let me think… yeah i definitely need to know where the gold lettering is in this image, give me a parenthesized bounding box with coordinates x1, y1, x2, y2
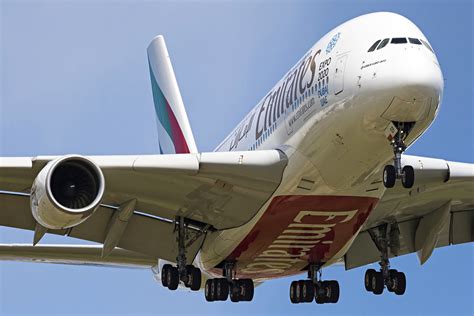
(293, 210, 359, 224)
(273, 239, 320, 244)
(254, 257, 305, 264)
(260, 250, 302, 258)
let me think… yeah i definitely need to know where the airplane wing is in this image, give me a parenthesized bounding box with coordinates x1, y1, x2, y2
(0, 244, 156, 268)
(0, 150, 288, 263)
(344, 155, 474, 269)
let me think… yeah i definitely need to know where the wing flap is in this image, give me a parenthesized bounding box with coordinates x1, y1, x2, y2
(345, 209, 473, 269)
(344, 155, 474, 270)
(0, 193, 205, 264)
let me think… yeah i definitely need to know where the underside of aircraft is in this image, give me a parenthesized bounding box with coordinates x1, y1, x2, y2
(1, 12, 473, 305)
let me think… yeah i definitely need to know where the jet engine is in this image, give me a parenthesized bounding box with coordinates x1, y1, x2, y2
(30, 155, 105, 230)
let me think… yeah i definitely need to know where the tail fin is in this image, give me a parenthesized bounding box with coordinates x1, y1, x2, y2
(147, 35, 198, 154)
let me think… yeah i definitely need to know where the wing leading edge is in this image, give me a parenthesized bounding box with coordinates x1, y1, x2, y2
(0, 150, 288, 264)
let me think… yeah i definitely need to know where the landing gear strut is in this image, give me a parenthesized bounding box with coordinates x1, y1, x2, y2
(204, 261, 254, 303)
(161, 216, 203, 291)
(364, 223, 406, 295)
(383, 122, 415, 189)
(290, 264, 340, 304)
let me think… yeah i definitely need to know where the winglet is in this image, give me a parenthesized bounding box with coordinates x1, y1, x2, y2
(147, 35, 198, 154)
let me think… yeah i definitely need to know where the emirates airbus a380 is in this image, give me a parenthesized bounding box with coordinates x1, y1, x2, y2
(1, 12, 473, 305)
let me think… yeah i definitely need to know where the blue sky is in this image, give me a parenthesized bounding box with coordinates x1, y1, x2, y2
(1, 0, 473, 315)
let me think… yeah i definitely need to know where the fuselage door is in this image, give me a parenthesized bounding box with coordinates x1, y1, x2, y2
(334, 54, 348, 95)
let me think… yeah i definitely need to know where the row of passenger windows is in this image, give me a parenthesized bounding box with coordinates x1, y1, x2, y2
(367, 37, 433, 53)
(250, 83, 316, 150)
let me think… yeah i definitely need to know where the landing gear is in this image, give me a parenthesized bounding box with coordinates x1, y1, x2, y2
(160, 216, 204, 291)
(204, 261, 254, 303)
(289, 264, 340, 304)
(364, 223, 406, 295)
(383, 122, 415, 189)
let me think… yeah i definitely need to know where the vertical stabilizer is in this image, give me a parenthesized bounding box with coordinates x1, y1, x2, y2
(147, 35, 198, 154)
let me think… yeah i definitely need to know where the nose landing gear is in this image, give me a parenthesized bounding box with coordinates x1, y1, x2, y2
(383, 122, 415, 189)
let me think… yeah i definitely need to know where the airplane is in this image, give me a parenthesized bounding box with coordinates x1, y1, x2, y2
(0, 11, 473, 305)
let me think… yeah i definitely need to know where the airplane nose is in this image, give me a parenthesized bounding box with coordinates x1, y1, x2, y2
(378, 51, 444, 123)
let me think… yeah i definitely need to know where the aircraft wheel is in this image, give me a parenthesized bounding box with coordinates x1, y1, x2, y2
(166, 266, 179, 291)
(365, 269, 376, 292)
(394, 272, 406, 295)
(383, 165, 396, 188)
(402, 166, 415, 188)
(216, 278, 229, 301)
(205, 279, 215, 302)
(230, 281, 241, 303)
(314, 283, 326, 304)
(290, 281, 299, 304)
(161, 264, 172, 287)
(240, 279, 254, 301)
(188, 266, 202, 291)
(326, 280, 339, 303)
(387, 269, 398, 292)
(301, 280, 314, 303)
(371, 272, 384, 295)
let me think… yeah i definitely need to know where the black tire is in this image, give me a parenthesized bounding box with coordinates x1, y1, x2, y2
(167, 266, 179, 291)
(383, 165, 396, 188)
(230, 281, 241, 303)
(387, 269, 398, 292)
(371, 272, 384, 295)
(394, 272, 406, 295)
(296, 280, 304, 303)
(161, 264, 172, 287)
(210, 279, 218, 300)
(402, 165, 415, 188)
(205, 279, 214, 302)
(216, 278, 229, 301)
(189, 267, 202, 291)
(327, 280, 339, 303)
(301, 280, 314, 303)
(365, 269, 376, 292)
(290, 281, 299, 304)
(183, 265, 193, 288)
(315, 282, 328, 304)
(240, 279, 254, 301)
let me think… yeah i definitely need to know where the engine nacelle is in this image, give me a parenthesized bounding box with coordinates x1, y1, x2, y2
(30, 155, 105, 230)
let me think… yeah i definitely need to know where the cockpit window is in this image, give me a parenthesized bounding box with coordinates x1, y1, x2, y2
(367, 37, 433, 53)
(368, 40, 381, 52)
(377, 38, 390, 50)
(408, 38, 422, 45)
(420, 39, 434, 53)
(391, 37, 408, 44)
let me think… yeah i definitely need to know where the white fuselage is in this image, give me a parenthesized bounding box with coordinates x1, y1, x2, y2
(194, 12, 443, 282)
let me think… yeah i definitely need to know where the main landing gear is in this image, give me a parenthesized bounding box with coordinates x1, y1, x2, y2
(161, 216, 203, 291)
(204, 261, 254, 302)
(290, 264, 340, 304)
(383, 122, 415, 189)
(364, 223, 406, 296)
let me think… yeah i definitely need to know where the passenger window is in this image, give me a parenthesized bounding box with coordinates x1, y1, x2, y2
(391, 37, 407, 44)
(377, 38, 390, 50)
(408, 38, 422, 45)
(368, 40, 381, 52)
(420, 39, 434, 53)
